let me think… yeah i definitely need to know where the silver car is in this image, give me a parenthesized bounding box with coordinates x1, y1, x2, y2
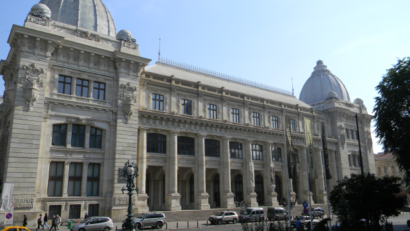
(132, 213, 166, 230)
(71, 217, 114, 231)
(208, 211, 239, 225)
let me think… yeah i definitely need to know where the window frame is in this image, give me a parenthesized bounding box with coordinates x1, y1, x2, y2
(231, 108, 239, 123)
(205, 139, 220, 157)
(52, 124, 67, 146)
(350, 130, 354, 140)
(147, 133, 166, 154)
(208, 104, 217, 119)
(68, 163, 82, 196)
(252, 112, 260, 126)
(345, 129, 350, 139)
(177, 136, 195, 155)
(272, 146, 282, 162)
(289, 119, 296, 131)
(58, 76, 72, 95)
(75, 79, 89, 97)
(152, 93, 164, 111)
(93, 82, 105, 101)
(252, 144, 263, 160)
(89, 127, 103, 149)
(87, 163, 100, 196)
(181, 99, 192, 115)
(48, 162, 64, 197)
(230, 142, 243, 159)
(71, 124, 86, 148)
(271, 116, 278, 129)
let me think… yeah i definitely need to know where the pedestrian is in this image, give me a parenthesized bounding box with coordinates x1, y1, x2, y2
(43, 213, 50, 230)
(38, 214, 43, 229)
(56, 214, 61, 230)
(49, 215, 57, 231)
(282, 197, 286, 206)
(22, 215, 27, 227)
(84, 213, 88, 219)
(295, 217, 302, 231)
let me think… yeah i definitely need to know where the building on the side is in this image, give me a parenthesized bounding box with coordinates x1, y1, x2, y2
(0, 0, 375, 226)
(374, 152, 409, 204)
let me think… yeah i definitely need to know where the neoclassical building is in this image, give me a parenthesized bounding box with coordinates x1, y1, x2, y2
(0, 0, 375, 225)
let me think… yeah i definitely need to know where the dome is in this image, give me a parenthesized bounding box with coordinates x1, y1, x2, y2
(117, 30, 136, 43)
(299, 60, 350, 105)
(39, 0, 116, 37)
(327, 91, 339, 100)
(354, 98, 364, 106)
(30, 3, 51, 19)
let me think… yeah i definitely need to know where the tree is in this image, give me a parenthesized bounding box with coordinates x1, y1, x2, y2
(329, 174, 404, 231)
(374, 57, 410, 186)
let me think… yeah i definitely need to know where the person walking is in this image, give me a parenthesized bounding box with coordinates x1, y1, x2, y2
(56, 214, 61, 230)
(38, 214, 43, 229)
(295, 217, 303, 231)
(49, 215, 57, 231)
(22, 215, 27, 227)
(84, 213, 88, 219)
(43, 213, 50, 230)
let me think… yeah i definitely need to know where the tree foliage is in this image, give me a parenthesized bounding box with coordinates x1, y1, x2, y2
(329, 174, 404, 231)
(374, 57, 410, 186)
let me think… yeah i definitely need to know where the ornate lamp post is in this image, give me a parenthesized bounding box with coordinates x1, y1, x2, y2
(121, 160, 139, 231)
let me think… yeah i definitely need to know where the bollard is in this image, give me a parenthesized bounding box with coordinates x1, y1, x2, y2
(197, 221, 198, 227)
(207, 220, 208, 226)
(187, 221, 189, 228)
(116, 226, 117, 231)
(166, 222, 168, 229)
(177, 222, 178, 229)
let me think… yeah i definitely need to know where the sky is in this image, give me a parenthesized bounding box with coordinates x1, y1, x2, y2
(1, 0, 410, 154)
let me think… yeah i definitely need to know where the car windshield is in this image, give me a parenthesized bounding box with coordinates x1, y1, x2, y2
(214, 212, 224, 216)
(82, 218, 92, 223)
(136, 214, 145, 219)
(241, 209, 253, 215)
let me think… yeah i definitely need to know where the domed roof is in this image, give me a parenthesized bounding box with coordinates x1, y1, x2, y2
(39, 0, 116, 37)
(117, 30, 136, 43)
(30, 3, 51, 19)
(299, 60, 350, 105)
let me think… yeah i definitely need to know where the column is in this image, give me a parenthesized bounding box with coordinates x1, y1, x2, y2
(299, 147, 313, 204)
(81, 162, 89, 197)
(264, 141, 279, 206)
(221, 137, 235, 208)
(195, 134, 210, 210)
(314, 148, 327, 203)
(136, 127, 149, 212)
(166, 131, 181, 211)
(62, 161, 70, 197)
(71, 76, 77, 96)
(243, 139, 258, 207)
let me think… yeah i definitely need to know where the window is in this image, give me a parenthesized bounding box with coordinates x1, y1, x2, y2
(152, 94, 164, 111)
(289, 119, 296, 131)
(71, 125, 85, 148)
(58, 76, 72, 94)
(69, 205, 81, 219)
(189, 175, 194, 203)
(252, 144, 263, 160)
(88, 204, 99, 217)
(345, 129, 350, 139)
(230, 142, 243, 159)
(68, 163, 82, 196)
(352, 155, 357, 167)
(147, 133, 166, 153)
(350, 130, 354, 140)
(205, 139, 220, 157)
(178, 136, 195, 155)
(89, 127, 102, 149)
(75, 79, 89, 97)
(272, 147, 282, 162)
(252, 112, 260, 126)
(52, 124, 67, 146)
(383, 167, 387, 174)
(181, 99, 192, 115)
(208, 104, 217, 119)
(87, 163, 100, 196)
(48, 205, 62, 220)
(271, 116, 278, 129)
(231, 108, 239, 123)
(377, 167, 381, 175)
(391, 166, 395, 174)
(348, 155, 352, 166)
(294, 149, 299, 163)
(48, 162, 64, 196)
(93, 82, 105, 100)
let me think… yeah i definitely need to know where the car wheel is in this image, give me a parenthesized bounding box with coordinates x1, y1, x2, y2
(217, 220, 222, 225)
(137, 223, 142, 230)
(156, 222, 163, 229)
(104, 227, 110, 231)
(79, 229, 85, 231)
(233, 219, 237, 224)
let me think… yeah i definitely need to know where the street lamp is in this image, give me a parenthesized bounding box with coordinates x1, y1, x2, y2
(121, 160, 139, 231)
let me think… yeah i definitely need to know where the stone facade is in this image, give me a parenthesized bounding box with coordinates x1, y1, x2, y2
(0, 1, 375, 226)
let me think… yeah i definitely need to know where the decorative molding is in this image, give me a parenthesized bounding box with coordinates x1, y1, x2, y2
(75, 30, 101, 42)
(114, 195, 136, 206)
(13, 195, 35, 208)
(20, 63, 45, 111)
(119, 83, 138, 123)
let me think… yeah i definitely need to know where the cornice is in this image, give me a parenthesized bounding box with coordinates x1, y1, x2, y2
(45, 97, 117, 112)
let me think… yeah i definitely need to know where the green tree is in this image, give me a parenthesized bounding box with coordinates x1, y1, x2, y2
(329, 174, 404, 231)
(374, 57, 410, 186)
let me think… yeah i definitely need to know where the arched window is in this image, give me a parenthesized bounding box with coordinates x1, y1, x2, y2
(178, 136, 195, 155)
(205, 139, 220, 157)
(235, 175, 243, 202)
(147, 133, 166, 153)
(189, 175, 194, 203)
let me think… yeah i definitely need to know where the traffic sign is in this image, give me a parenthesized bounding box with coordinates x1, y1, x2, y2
(303, 208, 308, 215)
(303, 202, 308, 208)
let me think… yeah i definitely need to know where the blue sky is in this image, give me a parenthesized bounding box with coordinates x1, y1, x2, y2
(1, 0, 410, 153)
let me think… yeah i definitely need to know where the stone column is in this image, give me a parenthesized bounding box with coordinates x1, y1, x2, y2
(314, 148, 327, 203)
(264, 141, 279, 206)
(243, 139, 258, 207)
(71, 76, 77, 96)
(221, 137, 235, 208)
(63, 161, 70, 197)
(195, 134, 210, 210)
(136, 127, 149, 212)
(298, 147, 313, 204)
(166, 131, 181, 211)
(81, 162, 89, 197)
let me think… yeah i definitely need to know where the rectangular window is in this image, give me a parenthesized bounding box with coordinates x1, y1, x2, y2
(52, 124, 67, 146)
(177, 136, 195, 155)
(350, 130, 354, 140)
(87, 163, 100, 196)
(152, 94, 164, 111)
(252, 144, 263, 160)
(75, 79, 89, 97)
(230, 142, 243, 159)
(71, 125, 85, 147)
(147, 133, 166, 153)
(289, 119, 296, 131)
(68, 163, 82, 196)
(69, 205, 81, 219)
(48, 205, 62, 220)
(271, 116, 278, 129)
(93, 82, 105, 100)
(231, 108, 239, 123)
(391, 166, 395, 174)
(205, 139, 220, 157)
(345, 129, 350, 139)
(89, 127, 102, 149)
(272, 147, 282, 162)
(377, 167, 381, 175)
(352, 155, 357, 167)
(182, 99, 192, 115)
(48, 162, 64, 196)
(88, 204, 99, 217)
(208, 104, 217, 119)
(58, 76, 72, 95)
(252, 112, 260, 126)
(384, 167, 387, 174)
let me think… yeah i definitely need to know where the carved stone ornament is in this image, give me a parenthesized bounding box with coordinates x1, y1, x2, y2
(12, 195, 35, 208)
(75, 30, 101, 42)
(249, 162, 255, 189)
(20, 64, 45, 111)
(119, 83, 138, 123)
(114, 195, 136, 206)
(270, 163, 275, 189)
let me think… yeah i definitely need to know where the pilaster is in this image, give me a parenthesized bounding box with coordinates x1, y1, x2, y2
(243, 139, 258, 207)
(136, 127, 149, 213)
(221, 137, 235, 208)
(314, 148, 327, 203)
(195, 134, 210, 210)
(166, 131, 181, 211)
(263, 142, 279, 206)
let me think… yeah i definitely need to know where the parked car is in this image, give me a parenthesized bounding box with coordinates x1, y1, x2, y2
(132, 213, 166, 230)
(1, 227, 30, 231)
(301, 207, 324, 218)
(208, 211, 238, 225)
(291, 216, 319, 228)
(239, 207, 265, 222)
(267, 207, 288, 220)
(71, 216, 114, 231)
